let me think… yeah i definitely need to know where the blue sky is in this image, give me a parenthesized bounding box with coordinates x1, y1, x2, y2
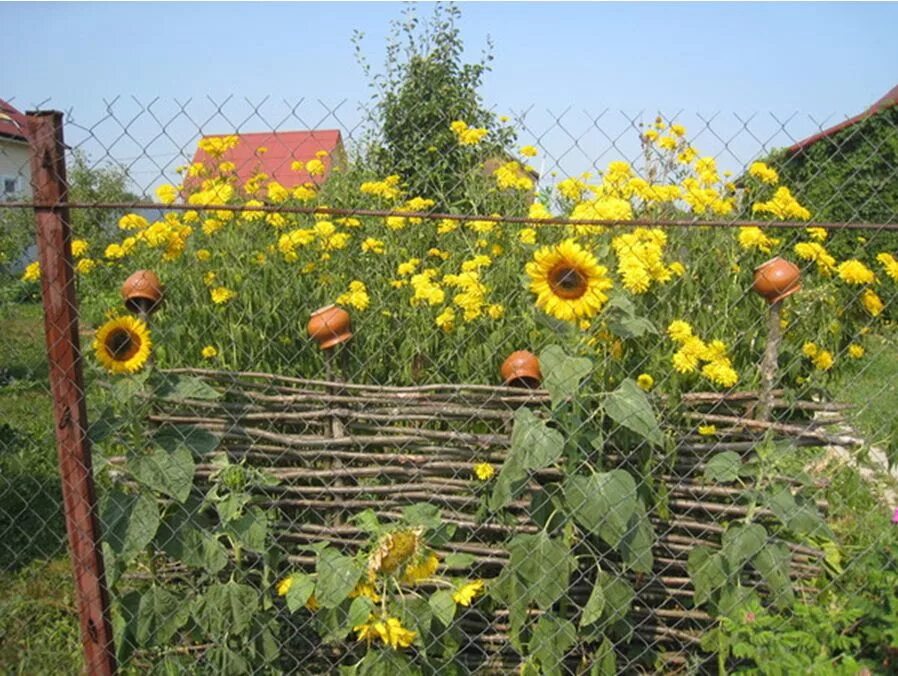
(2, 2, 897, 190)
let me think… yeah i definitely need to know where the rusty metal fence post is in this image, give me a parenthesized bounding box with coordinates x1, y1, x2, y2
(26, 110, 117, 675)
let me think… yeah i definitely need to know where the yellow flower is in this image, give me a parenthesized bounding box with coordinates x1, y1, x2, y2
(802, 342, 819, 358)
(201, 345, 218, 359)
(210, 286, 236, 305)
(336, 280, 370, 311)
(104, 243, 126, 260)
(195, 249, 211, 262)
(473, 462, 495, 481)
(118, 214, 148, 231)
(306, 158, 326, 176)
(21, 261, 41, 282)
(493, 161, 534, 191)
(672, 349, 699, 374)
(452, 580, 485, 607)
(748, 162, 779, 185)
(848, 344, 865, 359)
(518, 228, 537, 245)
(657, 136, 678, 151)
(794, 242, 836, 274)
(155, 183, 179, 204)
(487, 304, 505, 320)
(667, 320, 693, 343)
(276, 576, 293, 597)
(526, 239, 613, 322)
(698, 425, 717, 436)
(520, 145, 538, 157)
(837, 260, 875, 285)
(198, 135, 239, 158)
(93, 316, 151, 375)
(436, 307, 456, 333)
(369, 529, 422, 577)
(876, 252, 898, 281)
(202, 218, 223, 236)
(397, 258, 421, 276)
(636, 374, 654, 391)
(354, 616, 416, 650)
(701, 360, 739, 388)
(738, 227, 780, 253)
(349, 581, 382, 603)
(437, 218, 459, 235)
(75, 258, 97, 275)
(806, 227, 827, 241)
(752, 186, 811, 220)
(305, 594, 319, 611)
(670, 123, 687, 137)
(813, 350, 834, 371)
(643, 128, 659, 142)
(361, 238, 385, 255)
(461, 255, 492, 272)
(401, 554, 439, 585)
(293, 184, 317, 202)
(861, 288, 884, 317)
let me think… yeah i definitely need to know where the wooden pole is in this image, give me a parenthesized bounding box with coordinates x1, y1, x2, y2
(27, 110, 117, 675)
(757, 300, 783, 421)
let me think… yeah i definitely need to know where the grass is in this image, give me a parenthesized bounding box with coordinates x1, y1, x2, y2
(0, 300, 82, 673)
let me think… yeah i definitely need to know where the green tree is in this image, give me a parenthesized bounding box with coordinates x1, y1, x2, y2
(353, 3, 516, 210)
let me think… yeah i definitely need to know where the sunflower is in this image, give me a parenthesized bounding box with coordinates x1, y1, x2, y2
(93, 316, 151, 374)
(526, 239, 613, 322)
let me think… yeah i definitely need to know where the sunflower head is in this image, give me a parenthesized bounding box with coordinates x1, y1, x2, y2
(367, 528, 423, 580)
(93, 316, 152, 375)
(526, 239, 613, 322)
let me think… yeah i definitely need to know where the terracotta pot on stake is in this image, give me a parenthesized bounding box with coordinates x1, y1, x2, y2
(500, 350, 542, 388)
(307, 305, 353, 350)
(752, 257, 802, 421)
(121, 270, 164, 316)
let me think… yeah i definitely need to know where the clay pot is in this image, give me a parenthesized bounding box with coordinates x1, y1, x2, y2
(500, 350, 542, 388)
(307, 305, 352, 349)
(121, 270, 164, 315)
(752, 257, 801, 304)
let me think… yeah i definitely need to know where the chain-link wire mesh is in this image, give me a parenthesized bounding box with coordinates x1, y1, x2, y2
(2, 96, 898, 674)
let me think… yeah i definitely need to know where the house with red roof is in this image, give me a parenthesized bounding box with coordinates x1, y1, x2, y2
(0, 99, 31, 199)
(187, 129, 346, 193)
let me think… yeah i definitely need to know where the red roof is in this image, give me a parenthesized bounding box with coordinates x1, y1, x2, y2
(188, 129, 344, 190)
(0, 99, 29, 142)
(786, 84, 898, 154)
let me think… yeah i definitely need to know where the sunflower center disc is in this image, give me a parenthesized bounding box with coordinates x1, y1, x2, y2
(549, 265, 587, 300)
(108, 329, 137, 360)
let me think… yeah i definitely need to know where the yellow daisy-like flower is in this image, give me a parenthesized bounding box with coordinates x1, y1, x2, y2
(349, 581, 382, 603)
(93, 316, 151, 375)
(354, 616, 416, 650)
(201, 345, 218, 359)
(526, 239, 613, 322)
(698, 425, 717, 436)
(802, 342, 819, 358)
(452, 580, 485, 607)
(155, 183, 179, 205)
(861, 288, 884, 317)
(402, 554, 439, 585)
(813, 350, 834, 371)
(848, 344, 865, 359)
(636, 374, 654, 391)
(667, 320, 693, 343)
(276, 576, 293, 597)
(210, 286, 236, 305)
(21, 261, 41, 282)
(837, 259, 875, 285)
(473, 462, 495, 481)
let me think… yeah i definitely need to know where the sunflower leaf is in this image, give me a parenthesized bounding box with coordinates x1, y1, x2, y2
(539, 345, 593, 408)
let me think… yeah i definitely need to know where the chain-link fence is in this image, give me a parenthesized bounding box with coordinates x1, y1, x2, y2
(2, 97, 898, 675)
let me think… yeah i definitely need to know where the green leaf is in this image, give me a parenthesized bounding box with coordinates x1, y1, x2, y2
(285, 573, 316, 613)
(204, 645, 249, 676)
(357, 651, 420, 676)
(102, 489, 160, 560)
(589, 638, 617, 676)
(135, 585, 189, 647)
(226, 506, 269, 553)
(350, 510, 382, 534)
(348, 596, 375, 629)
(579, 578, 606, 628)
(508, 532, 574, 610)
(156, 374, 221, 401)
(316, 548, 363, 609)
(598, 573, 634, 626)
(429, 589, 457, 627)
(88, 411, 125, 445)
(153, 424, 221, 457)
(193, 581, 258, 640)
(401, 503, 442, 529)
(608, 315, 656, 339)
(539, 344, 593, 408)
(130, 445, 195, 503)
(619, 502, 655, 573)
(564, 470, 638, 549)
(766, 485, 832, 539)
(752, 543, 794, 608)
(703, 451, 743, 483)
(603, 379, 663, 447)
(722, 523, 768, 571)
(443, 552, 476, 569)
(687, 546, 729, 606)
(398, 597, 432, 640)
(163, 525, 228, 574)
(531, 615, 577, 673)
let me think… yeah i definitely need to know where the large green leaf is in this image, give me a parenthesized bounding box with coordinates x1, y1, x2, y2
(429, 589, 457, 627)
(579, 578, 605, 628)
(102, 489, 160, 560)
(156, 497, 227, 574)
(130, 445, 195, 503)
(539, 344, 593, 408)
(564, 470, 638, 548)
(703, 451, 742, 483)
(752, 542, 795, 608)
(153, 424, 221, 457)
(687, 546, 729, 606)
(766, 485, 832, 539)
(588, 638, 617, 676)
(316, 548, 363, 609)
(285, 573, 316, 612)
(203, 645, 249, 676)
(619, 503, 655, 573)
(156, 374, 221, 401)
(597, 573, 634, 626)
(193, 581, 258, 640)
(722, 523, 768, 571)
(135, 585, 189, 647)
(507, 532, 574, 610)
(530, 615, 577, 675)
(603, 379, 663, 447)
(226, 506, 269, 553)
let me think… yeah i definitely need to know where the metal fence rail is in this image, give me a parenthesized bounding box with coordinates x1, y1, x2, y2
(1, 99, 897, 674)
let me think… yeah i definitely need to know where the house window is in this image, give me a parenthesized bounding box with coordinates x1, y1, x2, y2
(2, 176, 19, 195)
